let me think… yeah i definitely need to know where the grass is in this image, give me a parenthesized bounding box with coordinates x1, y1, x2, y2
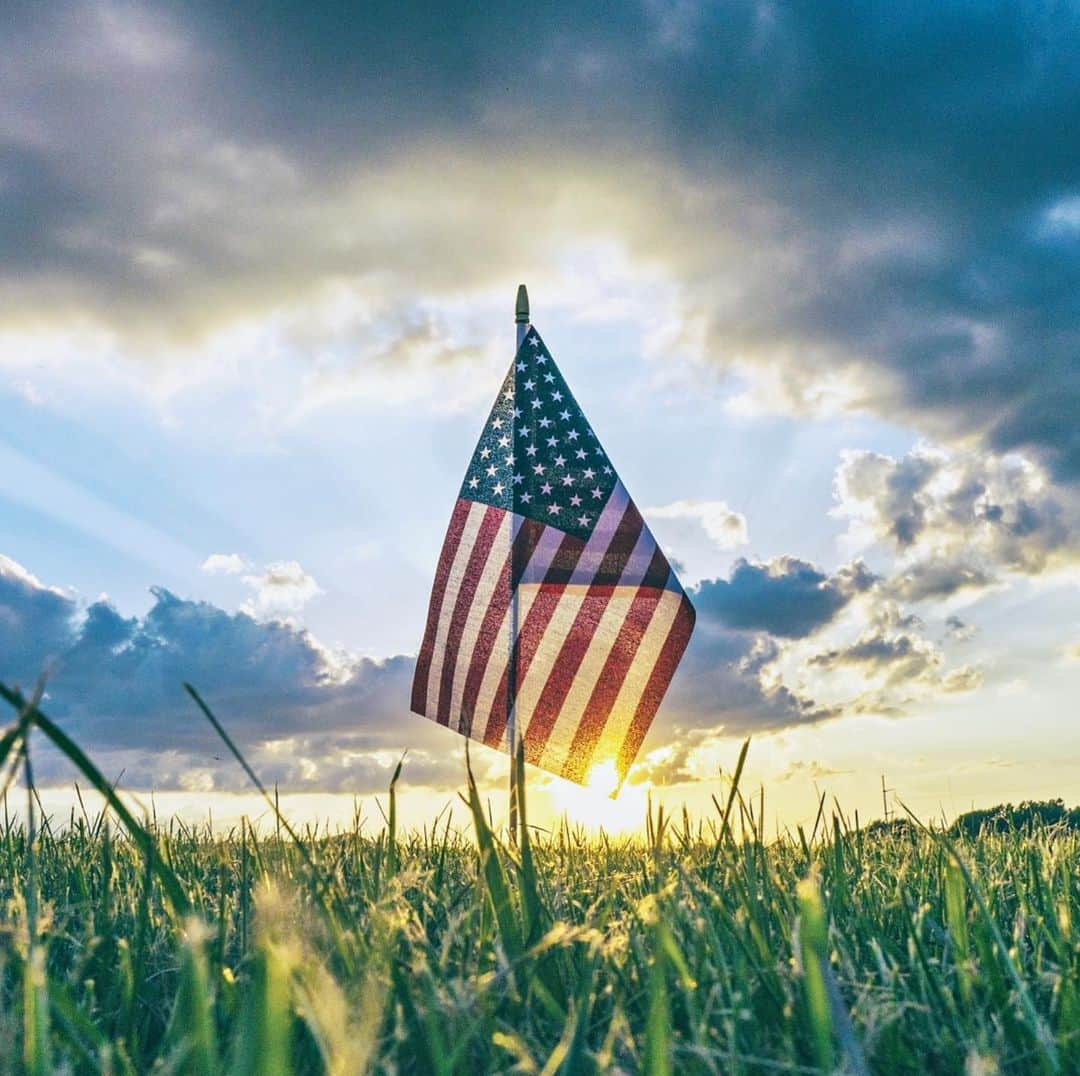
(0, 681, 1078, 1074)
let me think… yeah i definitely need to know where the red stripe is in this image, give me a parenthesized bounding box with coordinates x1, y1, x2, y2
(614, 591, 696, 780)
(458, 518, 546, 736)
(511, 517, 547, 588)
(482, 531, 587, 748)
(522, 504, 646, 763)
(590, 501, 645, 585)
(561, 546, 670, 783)
(410, 499, 473, 715)
(435, 505, 506, 726)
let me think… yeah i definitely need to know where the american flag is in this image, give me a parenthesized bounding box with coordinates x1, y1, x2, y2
(411, 326, 694, 786)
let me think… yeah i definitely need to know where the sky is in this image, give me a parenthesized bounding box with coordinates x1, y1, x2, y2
(1, 0, 1078, 835)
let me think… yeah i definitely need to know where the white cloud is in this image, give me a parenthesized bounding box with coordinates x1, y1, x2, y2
(201, 552, 251, 575)
(832, 445, 1078, 601)
(241, 560, 322, 618)
(645, 499, 748, 550)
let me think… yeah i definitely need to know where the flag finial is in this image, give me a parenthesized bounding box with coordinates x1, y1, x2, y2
(515, 284, 530, 325)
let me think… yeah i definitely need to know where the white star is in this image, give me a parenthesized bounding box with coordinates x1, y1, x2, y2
(503, 389, 514, 401)
(561, 475, 574, 487)
(498, 435, 510, 448)
(570, 494, 582, 507)
(512, 473, 523, 484)
(567, 430, 579, 441)
(533, 463, 545, 475)
(493, 482, 505, 495)
(505, 454, 515, 466)
(578, 515, 590, 527)
(486, 465, 497, 477)
(528, 334, 539, 347)
(468, 476, 479, 489)
(559, 409, 571, 421)
(516, 361, 526, 372)
(480, 447, 491, 459)
(551, 390, 563, 402)
(603, 465, 612, 475)
(524, 378, 536, 391)
(546, 436, 558, 448)
(531, 398, 542, 409)
(543, 371, 555, 383)
(513, 407, 522, 419)
(583, 468, 595, 479)
(591, 487, 603, 498)
(492, 417, 503, 429)
(526, 444, 538, 457)
(540, 481, 553, 495)
(538, 417, 551, 429)
(521, 492, 532, 503)
(518, 426, 530, 437)
(575, 448, 587, 460)
(548, 503, 561, 515)
(595, 446, 604, 455)
(554, 454, 566, 467)
(537, 355, 548, 364)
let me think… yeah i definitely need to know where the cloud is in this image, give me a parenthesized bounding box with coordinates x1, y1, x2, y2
(0, 556, 77, 674)
(809, 627, 982, 701)
(1, 550, 855, 789)
(692, 556, 876, 639)
(2, 2, 1079, 484)
(944, 615, 977, 642)
(833, 446, 1078, 600)
(644, 499, 748, 550)
(1, 540, 1004, 793)
(201, 553, 250, 575)
(776, 760, 853, 783)
(240, 560, 322, 618)
(0, 554, 464, 793)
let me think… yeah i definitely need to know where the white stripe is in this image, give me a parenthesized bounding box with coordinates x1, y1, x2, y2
(590, 588, 683, 770)
(424, 501, 488, 717)
(447, 511, 512, 732)
(538, 591, 638, 775)
(470, 582, 542, 745)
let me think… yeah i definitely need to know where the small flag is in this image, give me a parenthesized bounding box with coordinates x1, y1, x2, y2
(411, 326, 694, 786)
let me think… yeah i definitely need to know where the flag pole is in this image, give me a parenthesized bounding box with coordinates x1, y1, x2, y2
(509, 283, 529, 845)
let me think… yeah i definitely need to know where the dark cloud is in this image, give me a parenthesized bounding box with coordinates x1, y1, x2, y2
(809, 627, 981, 699)
(2, 2, 1078, 481)
(691, 557, 875, 638)
(641, 556, 876, 743)
(0, 555, 464, 793)
(1, 551, 854, 789)
(810, 631, 939, 685)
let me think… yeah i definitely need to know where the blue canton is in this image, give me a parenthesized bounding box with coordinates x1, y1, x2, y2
(459, 328, 619, 541)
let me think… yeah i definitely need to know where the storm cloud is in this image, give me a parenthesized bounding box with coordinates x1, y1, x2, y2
(0, 549, 869, 790)
(693, 557, 876, 639)
(0, 554, 456, 792)
(2, 1, 1079, 484)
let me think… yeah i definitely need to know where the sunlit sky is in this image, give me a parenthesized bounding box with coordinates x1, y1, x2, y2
(2, 2, 1078, 835)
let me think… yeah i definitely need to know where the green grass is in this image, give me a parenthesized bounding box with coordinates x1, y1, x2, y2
(0, 681, 1078, 1074)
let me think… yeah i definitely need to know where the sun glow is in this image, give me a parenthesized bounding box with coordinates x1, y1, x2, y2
(546, 760, 648, 834)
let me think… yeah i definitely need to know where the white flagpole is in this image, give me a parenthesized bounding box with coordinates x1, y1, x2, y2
(509, 283, 529, 844)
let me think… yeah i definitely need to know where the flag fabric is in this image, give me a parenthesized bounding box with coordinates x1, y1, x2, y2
(410, 326, 694, 786)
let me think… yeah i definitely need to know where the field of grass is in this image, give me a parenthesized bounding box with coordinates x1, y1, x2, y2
(0, 682, 1078, 1074)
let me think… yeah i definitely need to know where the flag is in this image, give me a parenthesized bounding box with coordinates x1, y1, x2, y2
(410, 326, 694, 786)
